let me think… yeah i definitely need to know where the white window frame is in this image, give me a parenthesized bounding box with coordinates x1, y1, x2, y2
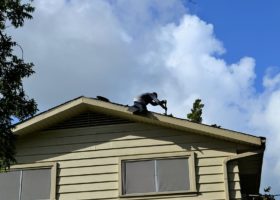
(9, 162, 57, 200)
(119, 152, 197, 197)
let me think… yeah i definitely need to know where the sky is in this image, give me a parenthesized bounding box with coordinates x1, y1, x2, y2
(9, 0, 280, 195)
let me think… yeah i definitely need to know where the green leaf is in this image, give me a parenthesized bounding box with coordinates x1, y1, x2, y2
(0, 0, 36, 170)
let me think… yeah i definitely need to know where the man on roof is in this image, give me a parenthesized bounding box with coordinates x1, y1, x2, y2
(129, 92, 167, 114)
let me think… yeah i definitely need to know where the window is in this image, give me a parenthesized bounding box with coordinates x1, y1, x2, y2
(0, 162, 57, 200)
(119, 152, 196, 197)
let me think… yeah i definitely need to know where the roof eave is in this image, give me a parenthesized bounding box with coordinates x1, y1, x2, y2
(82, 98, 263, 146)
(13, 97, 264, 147)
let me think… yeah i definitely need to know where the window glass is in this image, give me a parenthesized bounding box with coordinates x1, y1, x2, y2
(122, 157, 190, 195)
(157, 158, 190, 192)
(0, 170, 21, 200)
(0, 168, 51, 200)
(124, 160, 155, 194)
(21, 168, 51, 200)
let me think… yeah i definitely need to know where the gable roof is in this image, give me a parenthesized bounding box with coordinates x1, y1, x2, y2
(13, 96, 265, 147)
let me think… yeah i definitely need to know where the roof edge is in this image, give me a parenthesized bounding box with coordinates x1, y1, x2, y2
(13, 97, 85, 134)
(82, 97, 263, 146)
(14, 97, 264, 146)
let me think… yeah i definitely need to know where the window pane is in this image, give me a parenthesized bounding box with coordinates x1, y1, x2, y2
(0, 170, 21, 200)
(21, 168, 51, 200)
(124, 160, 155, 194)
(157, 158, 190, 192)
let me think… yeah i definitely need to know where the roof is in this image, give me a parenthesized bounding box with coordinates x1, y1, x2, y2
(13, 96, 265, 147)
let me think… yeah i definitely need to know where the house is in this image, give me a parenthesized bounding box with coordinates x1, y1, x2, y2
(1, 96, 265, 200)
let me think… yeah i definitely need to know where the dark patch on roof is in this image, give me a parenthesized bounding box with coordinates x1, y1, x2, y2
(96, 96, 110, 102)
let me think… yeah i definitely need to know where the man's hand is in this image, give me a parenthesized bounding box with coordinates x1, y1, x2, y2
(160, 100, 167, 110)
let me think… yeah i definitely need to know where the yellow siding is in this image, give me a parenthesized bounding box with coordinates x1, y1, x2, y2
(16, 123, 242, 200)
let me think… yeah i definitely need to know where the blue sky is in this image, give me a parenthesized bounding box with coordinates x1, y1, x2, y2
(189, 0, 280, 92)
(11, 0, 280, 196)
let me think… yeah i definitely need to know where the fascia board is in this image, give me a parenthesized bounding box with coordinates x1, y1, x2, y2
(14, 97, 263, 146)
(82, 98, 263, 146)
(13, 97, 85, 135)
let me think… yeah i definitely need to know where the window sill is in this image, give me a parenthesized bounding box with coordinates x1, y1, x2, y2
(119, 190, 198, 198)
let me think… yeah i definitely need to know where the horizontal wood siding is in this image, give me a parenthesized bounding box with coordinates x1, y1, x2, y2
(16, 123, 240, 200)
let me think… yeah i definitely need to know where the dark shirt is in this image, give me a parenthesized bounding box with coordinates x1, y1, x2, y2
(134, 93, 160, 105)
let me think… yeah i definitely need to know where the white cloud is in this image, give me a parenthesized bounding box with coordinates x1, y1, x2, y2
(249, 90, 280, 190)
(11, 0, 280, 193)
(263, 70, 280, 91)
(15, 0, 140, 109)
(143, 15, 257, 130)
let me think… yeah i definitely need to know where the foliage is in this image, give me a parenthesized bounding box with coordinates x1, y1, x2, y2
(258, 187, 276, 200)
(0, 0, 37, 170)
(187, 99, 204, 123)
(247, 187, 279, 200)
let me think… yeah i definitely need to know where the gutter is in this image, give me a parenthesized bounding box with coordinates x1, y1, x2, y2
(223, 149, 264, 200)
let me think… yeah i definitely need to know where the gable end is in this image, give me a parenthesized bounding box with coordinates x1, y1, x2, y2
(46, 111, 132, 130)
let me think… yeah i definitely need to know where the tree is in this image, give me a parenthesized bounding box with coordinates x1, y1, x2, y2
(260, 187, 276, 200)
(0, 0, 37, 170)
(247, 187, 280, 200)
(259, 187, 279, 200)
(187, 99, 204, 123)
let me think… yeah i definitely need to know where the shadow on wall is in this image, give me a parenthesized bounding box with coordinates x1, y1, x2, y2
(14, 110, 238, 195)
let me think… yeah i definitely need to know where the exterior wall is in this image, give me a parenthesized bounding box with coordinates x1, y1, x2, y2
(15, 122, 241, 200)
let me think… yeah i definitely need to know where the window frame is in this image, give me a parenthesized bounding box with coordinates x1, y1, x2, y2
(119, 152, 197, 198)
(9, 162, 57, 200)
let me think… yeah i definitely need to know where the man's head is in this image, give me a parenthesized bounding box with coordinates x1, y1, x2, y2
(152, 92, 158, 98)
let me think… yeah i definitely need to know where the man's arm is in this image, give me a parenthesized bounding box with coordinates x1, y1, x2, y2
(150, 101, 158, 106)
(150, 94, 167, 109)
(150, 94, 160, 105)
(159, 100, 167, 110)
